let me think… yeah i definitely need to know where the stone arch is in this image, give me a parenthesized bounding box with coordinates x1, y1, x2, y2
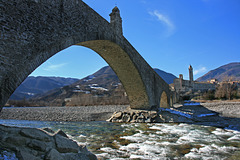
(0, 0, 171, 111)
(77, 40, 149, 109)
(0, 39, 150, 110)
(160, 91, 169, 108)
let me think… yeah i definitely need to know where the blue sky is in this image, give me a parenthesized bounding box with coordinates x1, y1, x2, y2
(30, 0, 240, 80)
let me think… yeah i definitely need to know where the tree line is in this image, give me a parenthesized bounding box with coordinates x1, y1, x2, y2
(201, 82, 239, 100)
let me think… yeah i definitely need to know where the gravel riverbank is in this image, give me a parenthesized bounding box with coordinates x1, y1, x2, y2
(0, 102, 239, 122)
(0, 105, 128, 122)
(201, 102, 240, 118)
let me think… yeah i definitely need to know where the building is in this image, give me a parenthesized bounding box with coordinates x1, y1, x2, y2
(172, 65, 215, 101)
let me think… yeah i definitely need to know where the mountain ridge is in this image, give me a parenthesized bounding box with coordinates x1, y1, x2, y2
(29, 66, 177, 106)
(196, 62, 240, 82)
(10, 76, 79, 100)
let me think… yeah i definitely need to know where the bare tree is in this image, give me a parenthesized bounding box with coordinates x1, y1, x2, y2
(215, 81, 238, 100)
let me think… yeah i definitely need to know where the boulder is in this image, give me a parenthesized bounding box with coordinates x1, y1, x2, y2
(114, 112, 122, 118)
(17, 148, 41, 160)
(0, 124, 97, 160)
(20, 128, 52, 142)
(61, 153, 89, 160)
(27, 139, 47, 152)
(45, 149, 64, 160)
(54, 134, 79, 153)
(54, 129, 68, 138)
(122, 114, 131, 122)
(41, 128, 55, 134)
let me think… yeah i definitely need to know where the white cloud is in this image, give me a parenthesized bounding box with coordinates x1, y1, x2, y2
(44, 63, 67, 72)
(149, 10, 175, 36)
(193, 66, 207, 75)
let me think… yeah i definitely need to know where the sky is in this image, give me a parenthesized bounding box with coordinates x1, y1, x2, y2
(30, 0, 240, 80)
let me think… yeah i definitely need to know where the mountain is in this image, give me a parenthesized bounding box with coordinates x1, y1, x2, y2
(154, 68, 177, 84)
(30, 66, 126, 106)
(28, 66, 176, 106)
(196, 62, 240, 82)
(10, 76, 79, 100)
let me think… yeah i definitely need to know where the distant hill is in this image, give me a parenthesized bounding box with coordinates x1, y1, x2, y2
(29, 66, 176, 106)
(154, 68, 177, 84)
(196, 62, 240, 82)
(30, 66, 125, 106)
(10, 76, 79, 100)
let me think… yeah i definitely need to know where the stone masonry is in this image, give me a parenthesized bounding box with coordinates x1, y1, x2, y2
(0, 0, 171, 111)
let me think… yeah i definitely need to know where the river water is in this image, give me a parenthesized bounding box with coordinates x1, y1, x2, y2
(0, 119, 240, 159)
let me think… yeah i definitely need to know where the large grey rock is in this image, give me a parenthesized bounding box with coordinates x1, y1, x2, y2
(0, 125, 21, 134)
(41, 128, 55, 134)
(17, 148, 41, 160)
(54, 134, 79, 153)
(61, 153, 89, 160)
(27, 139, 47, 152)
(79, 145, 98, 160)
(54, 129, 68, 138)
(5, 136, 29, 146)
(45, 149, 64, 160)
(20, 128, 52, 142)
(0, 124, 97, 160)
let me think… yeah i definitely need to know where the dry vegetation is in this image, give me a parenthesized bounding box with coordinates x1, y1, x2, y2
(194, 81, 239, 102)
(6, 85, 129, 107)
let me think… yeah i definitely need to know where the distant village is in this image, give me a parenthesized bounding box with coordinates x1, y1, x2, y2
(171, 65, 240, 102)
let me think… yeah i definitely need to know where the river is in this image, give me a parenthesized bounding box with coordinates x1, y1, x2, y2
(0, 119, 240, 159)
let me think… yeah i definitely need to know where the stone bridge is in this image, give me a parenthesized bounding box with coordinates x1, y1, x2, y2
(0, 0, 172, 112)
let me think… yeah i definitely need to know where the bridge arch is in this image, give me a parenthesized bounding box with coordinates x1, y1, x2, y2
(78, 40, 149, 108)
(0, 0, 171, 111)
(1, 38, 150, 110)
(160, 91, 169, 108)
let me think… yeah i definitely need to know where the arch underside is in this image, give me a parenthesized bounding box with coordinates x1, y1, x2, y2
(77, 40, 149, 109)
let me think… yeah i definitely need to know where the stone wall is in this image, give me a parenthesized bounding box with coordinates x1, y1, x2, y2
(174, 78, 215, 93)
(193, 82, 215, 91)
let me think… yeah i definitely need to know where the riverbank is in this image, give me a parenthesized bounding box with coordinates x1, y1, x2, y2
(0, 102, 239, 130)
(0, 102, 240, 121)
(1, 102, 239, 159)
(0, 105, 128, 122)
(200, 102, 240, 118)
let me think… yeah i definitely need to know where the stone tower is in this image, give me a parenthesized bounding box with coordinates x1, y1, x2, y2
(109, 6, 123, 35)
(189, 65, 193, 82)
(179, 74, 183, 91)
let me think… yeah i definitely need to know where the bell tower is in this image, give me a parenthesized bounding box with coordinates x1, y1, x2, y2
(109, 6, 123, 35)
(189, 65, 193, 82)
